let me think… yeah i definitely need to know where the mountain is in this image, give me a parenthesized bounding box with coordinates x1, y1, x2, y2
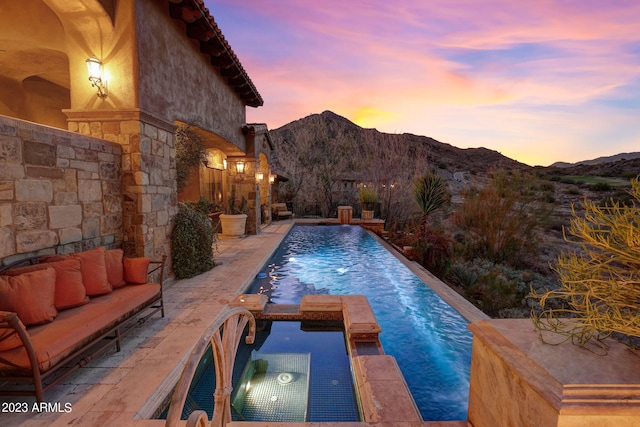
(550, 152, 640, 168)
(271, 111, 530, 174)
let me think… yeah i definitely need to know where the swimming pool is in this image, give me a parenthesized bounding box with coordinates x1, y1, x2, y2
(247, 225, 472, 421)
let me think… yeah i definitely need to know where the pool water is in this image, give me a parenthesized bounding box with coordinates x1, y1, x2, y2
(166, 320, 360, 422)
(248, 225, 472, 421)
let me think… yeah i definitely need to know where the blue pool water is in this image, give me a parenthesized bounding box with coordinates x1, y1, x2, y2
(248, 225, 472, 421)
(166, 320, 360, 422)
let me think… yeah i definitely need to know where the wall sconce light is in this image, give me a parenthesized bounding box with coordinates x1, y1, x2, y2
(86, 57, 108, 98)
(269, 174, 275, 184)
(223, 159, 227, 170)
(256, 172, 264, 182)
(236, 162, 245, 174)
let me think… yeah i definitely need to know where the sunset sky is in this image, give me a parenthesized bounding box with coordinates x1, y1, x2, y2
(206, 1, 640, 166)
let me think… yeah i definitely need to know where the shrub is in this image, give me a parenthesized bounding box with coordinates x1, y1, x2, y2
(171, 202, 215, 279)
(412, 226, 454, 276)
(453, 169, 545, 266)
(175, 124, 206, 193)
(448, 259, 555, 318)
(530, 177, 640, 351)
(589, 182, 612, 191)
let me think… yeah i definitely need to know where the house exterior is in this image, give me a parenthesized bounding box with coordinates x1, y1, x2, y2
(0, 0, 273, 267)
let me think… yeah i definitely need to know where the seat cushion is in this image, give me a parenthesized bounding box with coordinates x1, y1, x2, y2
(0, 283, 160, 375)
(0, 269, 58, 326)
(0, 312, 27, 351)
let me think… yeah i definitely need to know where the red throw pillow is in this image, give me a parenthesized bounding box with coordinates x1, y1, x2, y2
(71, 247, 112, 296)
(3, 259, 89, 310)
(0, 312, 26, 351)
(123, 257, 150, 284)
(0, 269, 57, 326)
(105, 249, 126, 288)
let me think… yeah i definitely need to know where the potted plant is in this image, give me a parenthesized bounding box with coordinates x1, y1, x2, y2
(219, 185, 248, 237)
(358, 186, 378, 220)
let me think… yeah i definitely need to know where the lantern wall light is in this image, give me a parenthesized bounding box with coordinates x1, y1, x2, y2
(86, 57, 108, 98)
(236, 162, 245, 174)
(256, 172, 264, 182)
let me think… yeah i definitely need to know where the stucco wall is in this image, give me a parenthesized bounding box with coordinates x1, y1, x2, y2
(136, 1, 247, 152)
(0, 115, 122, 265)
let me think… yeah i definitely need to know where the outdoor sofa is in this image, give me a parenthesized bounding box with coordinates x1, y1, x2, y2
(0, 246, 165, 402)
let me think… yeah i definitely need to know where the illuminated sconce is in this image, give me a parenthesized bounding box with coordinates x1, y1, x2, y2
(256, 172, 264, 182)
(269, 174, 275, 184)
(223, 158, 227, 170)
(236, 161, 245, 174)
(86, 57, 108, 98)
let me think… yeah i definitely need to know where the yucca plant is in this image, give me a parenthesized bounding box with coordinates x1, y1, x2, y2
(413, 170, 448, 235)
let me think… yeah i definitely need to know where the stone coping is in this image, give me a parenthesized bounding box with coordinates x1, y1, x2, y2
(231, 294, 420, 423)
(468, 319, 640, 426)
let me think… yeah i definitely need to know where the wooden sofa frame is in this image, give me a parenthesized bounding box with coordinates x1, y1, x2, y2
(0, 254, 166, 402)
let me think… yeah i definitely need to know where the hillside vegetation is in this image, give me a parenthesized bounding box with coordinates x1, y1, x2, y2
(270, 111, 638, 320)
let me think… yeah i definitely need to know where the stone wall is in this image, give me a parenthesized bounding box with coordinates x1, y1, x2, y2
(63, 110, 177, 261)
(0, 115, 122, 265)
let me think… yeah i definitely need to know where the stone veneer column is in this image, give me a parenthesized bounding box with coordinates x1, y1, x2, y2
(64, 110, 177, 260)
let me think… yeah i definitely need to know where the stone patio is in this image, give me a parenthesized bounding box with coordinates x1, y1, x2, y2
(1, 221, 477, 427)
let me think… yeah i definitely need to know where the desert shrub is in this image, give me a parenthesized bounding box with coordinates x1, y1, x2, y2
(589, 182, 612, 191)
(453, 169, 545, 266)
(412, 226, 454, 276)
(539, 182, 555, 192)
(564, 188, 581, 195)
(530, 177, 640, 351)
(448, 259, 554, 317)
(171, 202, 215, 279)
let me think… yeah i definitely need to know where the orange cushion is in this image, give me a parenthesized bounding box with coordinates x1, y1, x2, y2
(71, 247, 112, 296)
(3, 259, 89, 310)
(105, 249, 126, 288)
(0, 312, 26, 351)
(123, 257, 150, 284)
(40, 254, 69, 263)
(0, 269, 57, 326)
(0, 284, 160, 374)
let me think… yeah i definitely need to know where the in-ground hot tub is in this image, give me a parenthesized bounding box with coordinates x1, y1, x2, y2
(158, 294, 422, 423)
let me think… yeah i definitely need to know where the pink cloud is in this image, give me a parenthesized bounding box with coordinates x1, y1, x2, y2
(213, 0, 640, 165)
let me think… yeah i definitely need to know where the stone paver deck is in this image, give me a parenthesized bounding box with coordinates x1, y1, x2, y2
(1, 222, 293, 427)
(1, 221, 476, 427)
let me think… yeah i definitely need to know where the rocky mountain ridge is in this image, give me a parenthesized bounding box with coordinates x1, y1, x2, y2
(272, 111, 638, 176)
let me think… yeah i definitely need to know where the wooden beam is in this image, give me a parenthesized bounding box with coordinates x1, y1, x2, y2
(180, 7, 201, 23)
(186, 23, 214, 41)
(221, 66, 241, 79)
(200, 41, 226, 57)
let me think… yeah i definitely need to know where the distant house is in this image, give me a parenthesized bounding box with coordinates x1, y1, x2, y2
(0, 0, 273, 265)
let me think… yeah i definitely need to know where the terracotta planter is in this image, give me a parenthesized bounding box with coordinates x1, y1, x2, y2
(219, 214, 247, 237)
